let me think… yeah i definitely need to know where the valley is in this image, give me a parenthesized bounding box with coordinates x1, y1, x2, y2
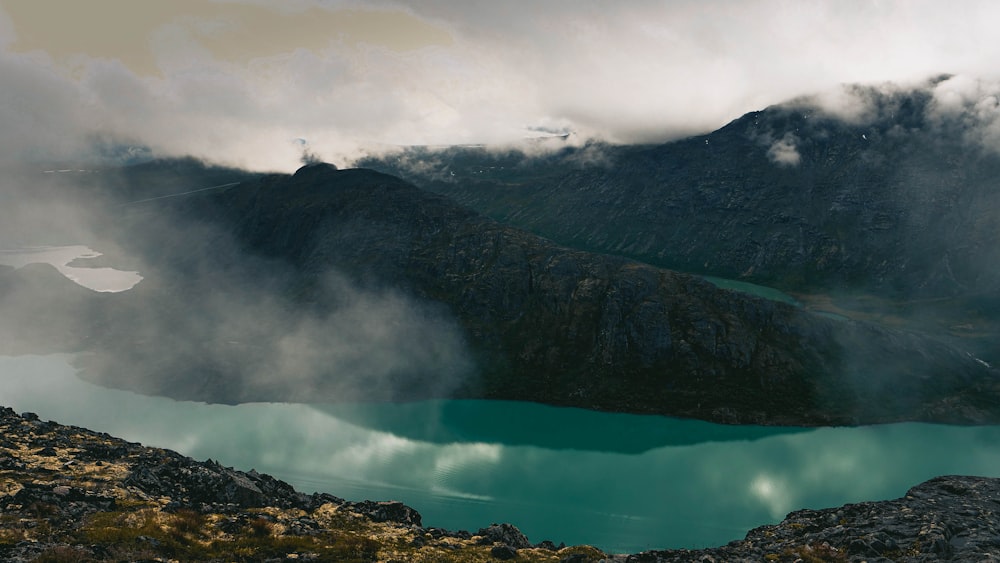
(4, 79, 1000, 560)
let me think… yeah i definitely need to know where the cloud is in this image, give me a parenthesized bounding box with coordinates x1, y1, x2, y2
(3, 1, 1000, 170)
(64, 197, 477, 403)
(0, 160, 474, 403)
(0, 52, 93, 164)
(766, 133, 801, 167)
(247, 272, 476, 401)
(927, 75, 1000, 153)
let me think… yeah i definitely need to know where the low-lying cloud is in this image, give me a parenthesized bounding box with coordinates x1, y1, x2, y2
(0, 165, 475, 404)
(766, 133, 801, 167)
(776, 74, 1000, 158)
(927, 75, 1000, 152)
(91, 201, 475, 403)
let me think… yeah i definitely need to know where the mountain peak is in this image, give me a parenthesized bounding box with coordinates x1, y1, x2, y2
(292, 162, 338, 178)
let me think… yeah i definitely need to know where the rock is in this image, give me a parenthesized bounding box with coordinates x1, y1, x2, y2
(631, 475, 1000, 562)
(477, 522, 532, 549)
(536, 540, 559, 550)
(344, 500, 422, 527)
(490, 544, 518, 560)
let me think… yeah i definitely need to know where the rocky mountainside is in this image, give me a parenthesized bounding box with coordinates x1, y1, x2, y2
(359, 78, 1000, 361)
(363, 79, 1000, 298)
(2, 407, 998, 562)
(53, 162, 997, 425)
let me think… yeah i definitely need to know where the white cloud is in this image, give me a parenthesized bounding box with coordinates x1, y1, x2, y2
(2, 0, 1000, 170)
(767, 133, 801, 167)
(927, 75, 1000, 153)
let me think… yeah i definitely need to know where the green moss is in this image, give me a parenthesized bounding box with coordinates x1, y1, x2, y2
(77, 506, 390, 562)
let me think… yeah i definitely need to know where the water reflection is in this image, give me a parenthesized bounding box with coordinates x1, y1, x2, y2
(312, 401, 808, 453)
(2, 354, 1000, 553)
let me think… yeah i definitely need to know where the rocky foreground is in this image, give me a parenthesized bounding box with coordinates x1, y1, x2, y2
(2, 407, 999, 562)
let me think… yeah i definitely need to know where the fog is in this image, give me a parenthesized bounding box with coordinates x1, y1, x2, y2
(0, 163, 474, 404)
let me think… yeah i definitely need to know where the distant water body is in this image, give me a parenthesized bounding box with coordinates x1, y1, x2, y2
(702, 275, 857, 321)
(0, 245, 141, 292)
(3, 354, 1000, 553)
(702, 275, 800, 306)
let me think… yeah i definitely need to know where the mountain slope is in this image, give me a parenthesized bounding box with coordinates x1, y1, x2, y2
(365, 80, 1000, 299)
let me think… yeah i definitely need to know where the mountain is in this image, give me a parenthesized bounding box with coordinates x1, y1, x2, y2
(2, 407, 997, 562)
(58, 161, 1000, 425)
(361, 79, 998, 297)
(359, 78, 1000, 361)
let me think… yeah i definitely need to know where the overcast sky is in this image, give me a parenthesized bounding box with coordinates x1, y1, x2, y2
(2, 0, 1000, 170)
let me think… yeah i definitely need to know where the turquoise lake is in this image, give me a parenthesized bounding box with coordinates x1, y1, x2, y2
(3, 354, 1000, 553)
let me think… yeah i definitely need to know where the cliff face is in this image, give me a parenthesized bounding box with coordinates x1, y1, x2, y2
(2, 408, 997, 562)
(73, 164, 1000, 425)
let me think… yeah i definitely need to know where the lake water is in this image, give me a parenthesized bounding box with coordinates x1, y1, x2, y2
(3, 355, 1000, 553)
(0, 245, 142, 292)
(702, 276, 800, 306)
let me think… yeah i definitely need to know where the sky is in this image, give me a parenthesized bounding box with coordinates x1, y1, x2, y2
(2, 0, 1000, 170)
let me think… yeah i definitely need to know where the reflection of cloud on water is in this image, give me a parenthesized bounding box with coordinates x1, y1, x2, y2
(311, 400, 810, 454)
(749, 473, 793, 519)
(429, 485, 495, 503)
(324, 433, 420, 477)
(434, 443, 502, 481)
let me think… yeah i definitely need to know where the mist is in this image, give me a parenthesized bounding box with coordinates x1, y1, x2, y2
(0, 162, 475, 404)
